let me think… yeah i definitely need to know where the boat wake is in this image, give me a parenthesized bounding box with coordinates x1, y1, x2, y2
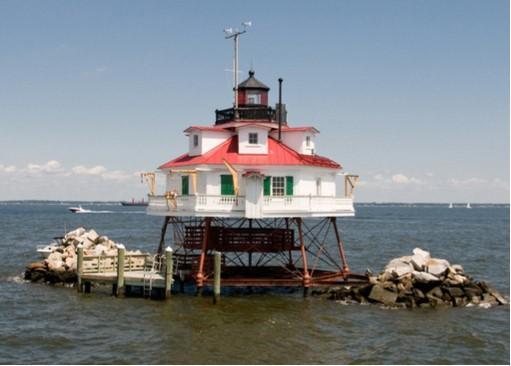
(73, 210, 145, 214)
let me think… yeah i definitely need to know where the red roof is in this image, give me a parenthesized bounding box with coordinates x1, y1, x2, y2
(184, 126, 230, 132)
(159, 136, 341, 169)
(280, 126, 319, 133)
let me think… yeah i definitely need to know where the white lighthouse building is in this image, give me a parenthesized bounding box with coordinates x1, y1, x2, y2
(143, 32, 360, 294)
(147, 70, 357, 220)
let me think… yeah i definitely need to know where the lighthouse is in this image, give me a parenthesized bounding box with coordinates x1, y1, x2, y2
(143, 30, 361, 295)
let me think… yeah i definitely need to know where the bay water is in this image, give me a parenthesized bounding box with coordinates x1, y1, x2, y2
(0, 203, 508, 364)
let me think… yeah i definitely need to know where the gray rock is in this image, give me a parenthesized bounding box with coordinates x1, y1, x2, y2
(485, 284, 508, 305)
(463, 286, 482, 298)
(368, 284, 398, 305)
(413, 288, 425, 299)
(481, 292, 500, 306)
(426, 286, 443, 299)
(446, 286, 464, 298)
(454, 296, 467, 307)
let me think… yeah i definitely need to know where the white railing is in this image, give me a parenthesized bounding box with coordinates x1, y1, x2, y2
(195, 194, 245, 212)
(262, 195, 354, 213)
(147, 194, 245, 214)
(148, 194, 353, 216)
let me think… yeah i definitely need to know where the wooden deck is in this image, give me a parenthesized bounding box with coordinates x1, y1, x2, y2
(81, 271, 166, 288)
(76, 245, 174, 298)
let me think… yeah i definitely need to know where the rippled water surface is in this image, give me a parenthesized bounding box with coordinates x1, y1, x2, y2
(0, 203, 509, 364)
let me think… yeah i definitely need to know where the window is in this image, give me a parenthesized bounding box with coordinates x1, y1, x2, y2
(306, 136, 311, 147)
(247, 92, 261, 105)
(272, 177, 285, 196)
(193, 134, 199, 147)
(248, 132, 258, 145)
(181, 176, 189, 195)
(220, 175, 235, 195)
(316, 178, 322, 196)
(264, 176, 294, 196)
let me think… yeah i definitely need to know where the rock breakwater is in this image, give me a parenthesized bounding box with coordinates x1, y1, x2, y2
(317, 248, 508, 309)
(25, 227, 144, 284)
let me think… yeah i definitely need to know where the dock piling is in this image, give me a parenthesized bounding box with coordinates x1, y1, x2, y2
(213, 251, 221, 304)
(165, 246, 173, 298)
(116, 244, 125, 296)
(77, 244, 84, 292)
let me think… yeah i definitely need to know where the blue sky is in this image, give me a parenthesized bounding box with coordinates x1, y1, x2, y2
(0, 0, 508, 202)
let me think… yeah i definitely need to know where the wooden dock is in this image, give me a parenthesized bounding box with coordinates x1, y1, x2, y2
(77, 244, 174, 298)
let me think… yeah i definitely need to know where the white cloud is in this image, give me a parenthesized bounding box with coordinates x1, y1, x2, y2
(0, 164, 17, 173)
(72, 165, 107, 176)
(101, 170, 132, 181)
(392, 174, 410, 184)
(25, 160, 64, 175)
(447, 177, 488, 186)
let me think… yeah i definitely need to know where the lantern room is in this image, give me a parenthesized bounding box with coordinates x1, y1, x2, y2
(236, 70, 269, 106)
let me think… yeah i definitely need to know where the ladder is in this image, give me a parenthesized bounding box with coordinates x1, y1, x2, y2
(142, 255, 163, 298)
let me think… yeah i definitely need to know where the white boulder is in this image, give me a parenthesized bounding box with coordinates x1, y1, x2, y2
(412, 271, 440, 283)
(93, 244, 108, 256)
(384, 259, 413, 277)
(65, 227, 86, 240)
(411, 248, 431, 270)
(451, 264, 464, 273)
(65, 256, 77, 271)
(46, 252, 64, 272)
(84, 229, 99, 243)
(427, 258, 450, 277)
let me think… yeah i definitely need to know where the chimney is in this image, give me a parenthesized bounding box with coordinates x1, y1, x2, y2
(277, 78, 283, 141)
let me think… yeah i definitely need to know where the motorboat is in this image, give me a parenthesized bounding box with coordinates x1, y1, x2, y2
(36, 243, 58, 258)
(448, 203, 453, 208)
(36, 237, 63, 258)
(68, 205, 91, 213)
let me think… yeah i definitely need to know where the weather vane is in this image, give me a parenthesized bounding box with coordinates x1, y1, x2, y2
(224, 21, 252, 109)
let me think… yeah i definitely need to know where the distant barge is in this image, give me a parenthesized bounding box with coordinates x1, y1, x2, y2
(120, 200, 148, 207)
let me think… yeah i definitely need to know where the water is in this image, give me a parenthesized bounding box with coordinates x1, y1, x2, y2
(0, 202, 509, 364)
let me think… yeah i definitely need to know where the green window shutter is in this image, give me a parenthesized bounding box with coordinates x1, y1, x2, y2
(221, 175, 234, 195)
(181, 176, 189, 195)
(263, 176, 271, 196)
(286, 176, 294, 195)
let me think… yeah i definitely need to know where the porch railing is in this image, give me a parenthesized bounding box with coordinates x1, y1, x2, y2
(148, 194, 353, 214)
(262, 195, 353, 213)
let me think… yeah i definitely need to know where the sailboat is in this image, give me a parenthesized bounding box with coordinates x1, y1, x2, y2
(448, 203, 453, 209)
(466, 203, 471, 209)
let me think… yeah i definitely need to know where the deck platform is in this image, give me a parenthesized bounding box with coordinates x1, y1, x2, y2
(81, 271, 165, 288)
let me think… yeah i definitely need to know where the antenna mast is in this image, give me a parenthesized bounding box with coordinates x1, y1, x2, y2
(224, 21, 252, 110)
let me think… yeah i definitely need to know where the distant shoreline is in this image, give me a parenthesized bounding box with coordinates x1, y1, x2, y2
(0, 200, 509, 206)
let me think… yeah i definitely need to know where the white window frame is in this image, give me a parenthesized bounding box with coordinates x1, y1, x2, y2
(248, 132, 258, 145)
(272, 176, 285, 196)
(247, 92, 261, 105)
(193, 134, 199, 147)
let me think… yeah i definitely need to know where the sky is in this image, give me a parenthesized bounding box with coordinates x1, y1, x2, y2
(0, 0, 509, 202)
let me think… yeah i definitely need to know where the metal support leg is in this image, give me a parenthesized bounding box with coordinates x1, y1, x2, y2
(296, 218, 311, 296)
(196, 217, 211, 294)
(157, 216, 170, 256)
(331, 217, 350, 273)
